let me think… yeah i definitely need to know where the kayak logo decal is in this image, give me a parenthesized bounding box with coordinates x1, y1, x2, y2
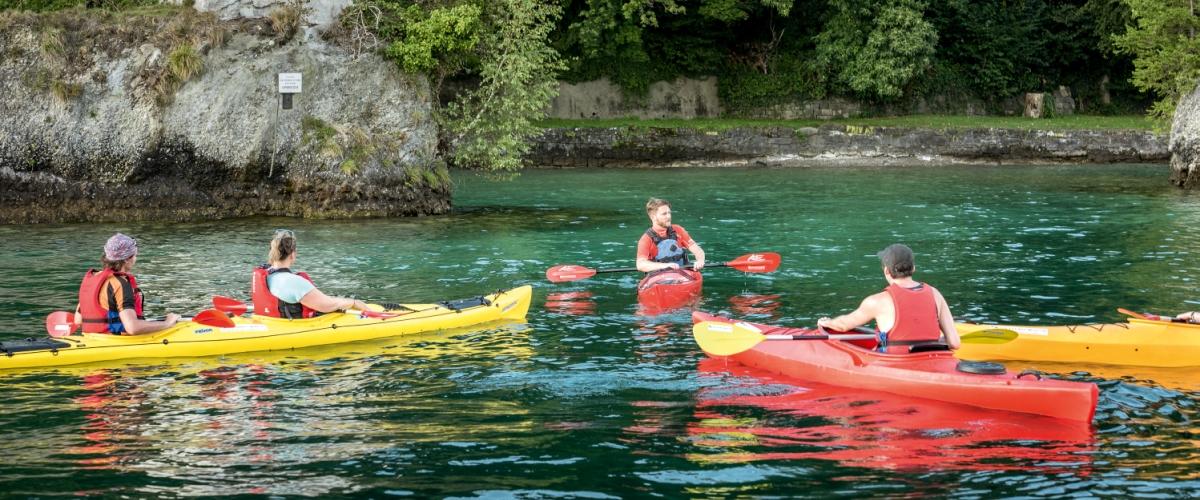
(734, 321, 762, 334)
(194, 328, 213, 334)
(744, 254, 768, 272)
(1012, 327, 1050, 336)
(556, 265, 583, 280)
(501, 301, 517, 313)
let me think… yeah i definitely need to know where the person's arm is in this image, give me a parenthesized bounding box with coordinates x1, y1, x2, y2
(299, 287, 369, 313)
(817, 296, 879, 332)
(934, 290, 961, 349)
(118, 308, 180, 335)
(636, 257, 679, 273)
(687, 241, 705, 271)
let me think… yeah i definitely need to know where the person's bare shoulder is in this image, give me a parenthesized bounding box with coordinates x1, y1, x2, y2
(861, 291, 890, 311)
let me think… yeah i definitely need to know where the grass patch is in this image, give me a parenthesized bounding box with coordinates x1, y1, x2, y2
(167, 43, 202, 81)
(39, 27, 64, 59)
(50, 79, 81, 102)
(538, 114, 1157, 132)
(268, 1, 304, 44)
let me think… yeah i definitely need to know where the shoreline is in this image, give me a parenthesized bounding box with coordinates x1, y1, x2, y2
(526, 124, 1168, 168)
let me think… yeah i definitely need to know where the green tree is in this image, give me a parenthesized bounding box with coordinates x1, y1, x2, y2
(442, 0, 566, 170)
(815, 0, 936, 100)
(1113, 0, 1200, 122)
(353, 0, 565, 170)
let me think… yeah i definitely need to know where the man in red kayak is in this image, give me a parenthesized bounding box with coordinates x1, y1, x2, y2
(74, 233, 181, 335)
(636, 198, 705, 274)
(817, 243, 961, 353)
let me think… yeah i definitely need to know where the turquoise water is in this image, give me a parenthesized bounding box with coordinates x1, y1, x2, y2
(1, 164, 1199, 497)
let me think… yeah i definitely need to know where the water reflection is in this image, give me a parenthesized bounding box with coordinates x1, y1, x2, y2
(727, 293, 782, 320)
(544, 291, 597, 316)
(686, 358, 1095, 472)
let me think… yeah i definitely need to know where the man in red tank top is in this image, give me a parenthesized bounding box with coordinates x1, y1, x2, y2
(817, 244, 961, 353)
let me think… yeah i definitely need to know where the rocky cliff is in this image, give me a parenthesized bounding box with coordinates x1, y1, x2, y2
(1170, 82, 1200, 187)
(0, 6, 446, 224)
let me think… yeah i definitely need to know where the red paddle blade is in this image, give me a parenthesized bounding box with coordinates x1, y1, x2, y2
(213, 295, 248, 316)
(545, 265, 598, 283)
(726, 252, 781, 273)
(192, 309, 236, 328)
(45, 311, 77, 338)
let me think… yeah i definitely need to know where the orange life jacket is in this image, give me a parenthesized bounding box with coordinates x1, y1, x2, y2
(78, 269, 144, 334)
(880, 282, 942, 353)
(251, 265, 317, 319)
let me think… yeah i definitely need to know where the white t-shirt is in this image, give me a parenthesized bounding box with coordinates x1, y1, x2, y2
(266, 271, 315, 304)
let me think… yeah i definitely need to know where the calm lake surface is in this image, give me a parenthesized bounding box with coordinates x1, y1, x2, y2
(1, 164, 1199, 497)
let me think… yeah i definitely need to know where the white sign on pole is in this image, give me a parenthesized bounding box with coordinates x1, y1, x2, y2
(278, 73, 302, 94)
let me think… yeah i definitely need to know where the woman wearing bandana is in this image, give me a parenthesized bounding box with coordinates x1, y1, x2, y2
(74, 233, 181, 335)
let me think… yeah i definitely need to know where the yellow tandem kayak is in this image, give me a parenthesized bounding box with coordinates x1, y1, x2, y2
(955, 317, 1200, 368)
(0, 285, 532, 371)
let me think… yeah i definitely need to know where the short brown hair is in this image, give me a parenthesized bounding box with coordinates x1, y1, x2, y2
(878, 243, 915, 278)
(646, 197, 670, 215)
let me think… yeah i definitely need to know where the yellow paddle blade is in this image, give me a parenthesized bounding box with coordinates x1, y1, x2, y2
(960, 328, 1019, 345)
(693, 321, 766, 356)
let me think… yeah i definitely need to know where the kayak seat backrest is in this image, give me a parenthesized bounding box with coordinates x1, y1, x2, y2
(908, 343, 951, 354)
(438, 296, 492, 312)
(956, 360, 1007, 375)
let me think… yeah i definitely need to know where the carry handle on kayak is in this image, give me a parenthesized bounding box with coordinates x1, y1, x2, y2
(546, 252, 781, 283)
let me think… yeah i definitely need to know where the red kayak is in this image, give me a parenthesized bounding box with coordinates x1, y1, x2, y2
(693, 312, 1098, 422)
(688, 357, 1094, 471)
(638, 269, 702, 311)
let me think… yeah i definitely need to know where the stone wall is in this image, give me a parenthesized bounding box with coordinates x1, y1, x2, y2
(547, 76, 1047, 120)
(529, 126, 1168, 168)
(549, 77, 722, 119)
(0, 9, 444, 224)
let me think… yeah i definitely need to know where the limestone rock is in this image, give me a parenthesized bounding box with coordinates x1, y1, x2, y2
(0, 11, 443, 223)
(1170, 80, 1200, 188)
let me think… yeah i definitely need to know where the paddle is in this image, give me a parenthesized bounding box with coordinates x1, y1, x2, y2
(213, 295, 248, 316)
(693, 321, 875, 356)
(546, 252, 782, 283)
(693, 320, 1020, 356)
(1117, 307, 1185, 323)
(211, 295, 402, 319)
(43, 307, 235, 337)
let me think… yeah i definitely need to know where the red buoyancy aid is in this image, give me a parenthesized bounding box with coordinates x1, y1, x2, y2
(78, 269, 144, 334)
(881, 282, 942, 353)
(251, 265, 317, 319)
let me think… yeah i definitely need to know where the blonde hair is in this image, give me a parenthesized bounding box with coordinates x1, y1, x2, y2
(645, 197, 670, 215)
(269, 229, 296, 263)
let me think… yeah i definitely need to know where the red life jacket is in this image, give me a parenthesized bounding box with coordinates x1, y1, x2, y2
(251, 265, 317, 319)
(78, 269, 144, 334)
(881, 282, 942, 353)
